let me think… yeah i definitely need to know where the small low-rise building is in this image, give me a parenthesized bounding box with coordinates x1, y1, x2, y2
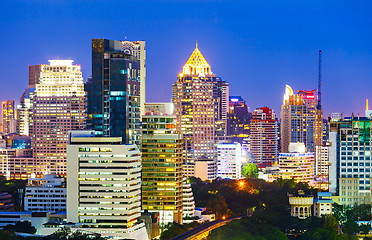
(194, 207, 215, 222)
(24, 175, 66, 213)
(288, 192, 314, 219)
(313, 192, 333, 217)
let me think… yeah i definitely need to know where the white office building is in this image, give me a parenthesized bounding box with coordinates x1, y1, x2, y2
(217, 143, 243, 179)
(67, 130, 147, 240)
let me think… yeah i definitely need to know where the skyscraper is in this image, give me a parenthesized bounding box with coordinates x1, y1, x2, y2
(250, 107, 278, 168)
(141, 103, 183, 224)
(172, 43, 229, 163)
(86, 39, 145, 146)
(281, 85, 320, 153)
(1, 101, 16, 135)
(227, 96, 251, 143)
(33, 60, 86, 175)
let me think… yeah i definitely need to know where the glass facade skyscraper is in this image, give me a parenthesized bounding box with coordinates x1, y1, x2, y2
(86, 39, 145, 146)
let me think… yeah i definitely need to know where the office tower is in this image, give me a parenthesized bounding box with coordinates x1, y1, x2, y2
(17, 88, 36, 136)
(227, 96, 251, 144)
(329, 114, 372, 206)
(279, 143, 315, 184)
(141, 103, 183, 224)
(67, 130, 147, 240)
(24, 175, 66, 213)
(86, 39, 145, 146)
(281, 85, 320, 153)
(33, 60, 86, 175)
(172, 43, 229, 163)
(217, 143, 243, 179)
(250, 107, 278, 168)
(2, 100, 16, 135)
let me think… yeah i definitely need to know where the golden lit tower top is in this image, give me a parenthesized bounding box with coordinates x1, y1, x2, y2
(180, 42, 212, 76)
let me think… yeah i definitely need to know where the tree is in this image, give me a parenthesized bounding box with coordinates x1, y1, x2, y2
(359, 223, 371, 237)
(324, 214, 339, 234)
(343, 219, 359, 236)
(48, 227, 72, 240)
(242, 163, 258, 179)
(206, 194, 232, 219)
(3, 221, 36, 234)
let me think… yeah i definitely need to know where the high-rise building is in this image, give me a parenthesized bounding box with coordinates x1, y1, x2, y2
(172, 43, 229, 163)
(281, 85, 320, 153)
(86, 39, 145, 146)
(227, 96, 251, 144)
(2, 101, 16, 135)
(33, 60, 86, 175)
(67, 130, 147, 240)
(279, 143, 315, 184)
(16, 88, 36, 136)
(329, 114, 372, 206)
(141, 103, 183, 224)
(250, 107, 278, 168)
(217, 143, 243, 179)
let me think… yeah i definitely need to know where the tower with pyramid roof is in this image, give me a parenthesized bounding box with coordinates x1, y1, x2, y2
(172, 43, 229, 170)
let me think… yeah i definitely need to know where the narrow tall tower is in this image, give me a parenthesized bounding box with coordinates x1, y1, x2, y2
(317, 50, 322, 110)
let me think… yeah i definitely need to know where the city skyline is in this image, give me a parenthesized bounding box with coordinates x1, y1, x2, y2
(1, 1, 372, 118)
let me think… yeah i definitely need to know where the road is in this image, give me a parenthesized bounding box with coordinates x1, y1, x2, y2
(170, 216, 243, 240)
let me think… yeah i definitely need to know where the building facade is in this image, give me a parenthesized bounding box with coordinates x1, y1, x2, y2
(32, 60, 86, 176)
(250, 107, 278, 168)
(315, 145, 329, 184)
(67, 131, 147, 240)
(217, 143, 243, 179)
(0, 148, 38, 180)
(86, 39, 145, 146)
(141, 103, 183, 224)
(16, 88, 36, 136)
(24, 175, 66, 213)
(172, 44, 229, 163)
(279, 143, 315, 184)
(2, 100, 16, 135)
(281, 85, 321, 153)
(227, 96, 251, 144)
(329, 115, 372, 206)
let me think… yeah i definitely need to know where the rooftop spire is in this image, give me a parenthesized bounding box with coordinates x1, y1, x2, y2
(367, 99, 369, 111)
(180, 43, 211, 76)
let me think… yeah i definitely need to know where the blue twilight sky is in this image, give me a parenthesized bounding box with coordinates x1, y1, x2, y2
(0, 0, 371, 118)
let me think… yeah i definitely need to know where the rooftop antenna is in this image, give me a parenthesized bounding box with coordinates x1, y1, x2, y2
(317, 50, 322, 110)
(366, 99, 369, 111)
(196, 40, 198, 49)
